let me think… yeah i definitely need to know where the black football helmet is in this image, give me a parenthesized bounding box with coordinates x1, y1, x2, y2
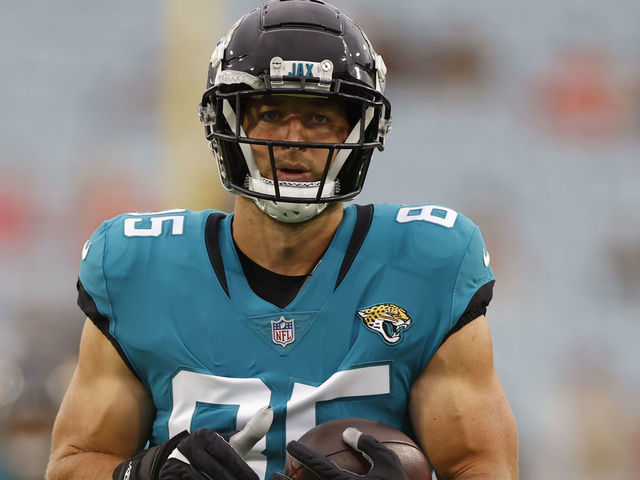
(199, 0, 391, 222)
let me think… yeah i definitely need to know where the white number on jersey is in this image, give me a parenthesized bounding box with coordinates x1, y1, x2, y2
(396, 205, 458, 228)
(168, 365, 390, 480)
(123, 209, 186, 237)
(169, 372, 271, 478)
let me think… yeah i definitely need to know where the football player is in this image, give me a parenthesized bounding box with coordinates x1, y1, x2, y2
(47, 1, 518, 480)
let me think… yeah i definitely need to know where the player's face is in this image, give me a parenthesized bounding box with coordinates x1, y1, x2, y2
(242, 95, 351, 183)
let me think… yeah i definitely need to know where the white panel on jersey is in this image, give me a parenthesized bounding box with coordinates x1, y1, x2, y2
(285, 364, 390, 446)
(169, 371, 271, 479)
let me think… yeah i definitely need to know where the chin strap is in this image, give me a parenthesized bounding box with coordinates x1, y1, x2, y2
(247, 176, 337, 223)
(252, 197, 328, 223)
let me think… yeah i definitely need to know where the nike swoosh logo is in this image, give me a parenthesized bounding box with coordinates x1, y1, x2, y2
(82, 240, 91, 260)
(483, 248, 490, 267)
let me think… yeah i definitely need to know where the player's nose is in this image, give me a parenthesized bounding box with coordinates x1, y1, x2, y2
(281, 115, 308, 145)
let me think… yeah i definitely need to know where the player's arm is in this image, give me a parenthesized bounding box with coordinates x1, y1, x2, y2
(47, 318, 155, 480)
(409, 316, 518, 480)
(48, 318, 273, 480)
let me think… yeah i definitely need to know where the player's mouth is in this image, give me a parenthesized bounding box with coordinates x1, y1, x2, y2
(275, 166, 313, 182)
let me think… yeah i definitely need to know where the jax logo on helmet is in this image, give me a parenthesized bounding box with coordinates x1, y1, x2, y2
(288, 62, 315, 77)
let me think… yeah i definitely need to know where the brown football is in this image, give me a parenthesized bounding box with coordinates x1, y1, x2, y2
(284, 417, 431, 480)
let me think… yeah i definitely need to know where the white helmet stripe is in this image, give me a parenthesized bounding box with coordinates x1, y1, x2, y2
(325, 106, 375, 182)
(222, 99, 259, 178)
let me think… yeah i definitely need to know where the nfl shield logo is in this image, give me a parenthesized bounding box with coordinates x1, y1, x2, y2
(271, 316, 295, 347)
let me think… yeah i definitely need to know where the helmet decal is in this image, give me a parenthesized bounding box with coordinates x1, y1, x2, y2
(270, 57, 335, 89)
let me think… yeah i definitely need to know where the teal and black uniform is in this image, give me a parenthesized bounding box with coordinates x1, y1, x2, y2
(77, 203, 494, 479)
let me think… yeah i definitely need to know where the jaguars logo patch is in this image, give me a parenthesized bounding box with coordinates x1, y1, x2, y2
(357, 304, 413, 345)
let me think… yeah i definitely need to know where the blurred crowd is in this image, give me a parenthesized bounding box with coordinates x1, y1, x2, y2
(1, 0, 639, 478)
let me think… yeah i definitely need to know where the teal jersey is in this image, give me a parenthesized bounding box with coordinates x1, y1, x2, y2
(77, 203, 494, 479)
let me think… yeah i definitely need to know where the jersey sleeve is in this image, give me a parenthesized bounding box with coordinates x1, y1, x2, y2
(447, 225, 495, 338)
(77, 221, 114, 326)
(76, 219, 126, 358)
(76, 218, 142, 378)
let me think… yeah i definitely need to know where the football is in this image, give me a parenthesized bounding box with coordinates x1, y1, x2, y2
(284, 417, 431, 480)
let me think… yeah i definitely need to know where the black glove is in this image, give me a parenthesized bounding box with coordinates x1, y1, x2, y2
(112, 430, 189, 480)
(113, 406, 273, 480)
(270, 427, 410, 480)
(159, 428, 259, 480)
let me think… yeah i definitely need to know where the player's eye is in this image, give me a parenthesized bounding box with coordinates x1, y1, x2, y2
(260, 110, 281, 121)
(312, 113, 329, 124)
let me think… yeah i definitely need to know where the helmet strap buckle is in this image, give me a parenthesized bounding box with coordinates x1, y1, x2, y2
(270, 57, 285, 85)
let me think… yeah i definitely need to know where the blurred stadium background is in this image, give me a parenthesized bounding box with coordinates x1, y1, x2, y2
(1, 0, 639, 478)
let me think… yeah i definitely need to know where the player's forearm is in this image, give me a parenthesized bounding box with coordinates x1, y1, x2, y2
(441, 460, 518, 480)
(46, 450, 124, 480)
(448, 472, 517, 480)
(447, 475, 515, 480)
